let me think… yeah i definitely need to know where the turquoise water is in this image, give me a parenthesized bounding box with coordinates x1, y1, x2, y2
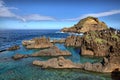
(0, 30, 112, 80)
(0, 44, 111, 80)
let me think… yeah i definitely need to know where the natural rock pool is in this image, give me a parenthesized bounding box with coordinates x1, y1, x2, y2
(0, 30, 112, 80)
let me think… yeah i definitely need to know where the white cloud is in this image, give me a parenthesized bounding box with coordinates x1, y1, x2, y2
(64, 10, 120, 21)
(0, 0, 18, 17)
(23, 14, 55, 22)
(0, 0, 55, 21)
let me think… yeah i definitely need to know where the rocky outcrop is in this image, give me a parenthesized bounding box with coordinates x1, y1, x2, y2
(81, 28, 120, 56)
(33, 56, 82, 68)
(51, 39, 65, 43)
(7, 45, 20, 51)
(61, 16, 108, 33)
(31, 46, 71, 57)
(65, 35, 82, 47)
(12, 46, 71, 60)
(102, 55, 120, 72)
(22, 37, 53, 49)
(33, 55, 120, 73)
(12, 53, 29, 60)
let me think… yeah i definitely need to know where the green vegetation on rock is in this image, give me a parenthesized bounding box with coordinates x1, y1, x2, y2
(112, 34, 119, 39)
(94, 38, 107, 44)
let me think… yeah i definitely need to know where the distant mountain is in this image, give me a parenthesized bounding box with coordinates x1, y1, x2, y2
(61, 16, 108, 33)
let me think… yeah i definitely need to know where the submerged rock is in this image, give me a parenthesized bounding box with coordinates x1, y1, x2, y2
(12, 53, 29, 60)
(7, 45, 20, 51)
(61, 16, 108, 33)
(22, 37, 53, 49)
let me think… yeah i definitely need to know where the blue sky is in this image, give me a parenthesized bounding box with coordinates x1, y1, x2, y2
(0, 0, 120, 29)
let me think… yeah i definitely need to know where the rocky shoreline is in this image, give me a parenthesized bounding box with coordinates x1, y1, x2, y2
(2, 16, 120, 73)
(32, 55, 120, 73)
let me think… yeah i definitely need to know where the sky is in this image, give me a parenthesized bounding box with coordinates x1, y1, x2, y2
(0, 0, 120, 29)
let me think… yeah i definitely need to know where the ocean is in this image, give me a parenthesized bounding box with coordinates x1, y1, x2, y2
(0, 29, 111, 80)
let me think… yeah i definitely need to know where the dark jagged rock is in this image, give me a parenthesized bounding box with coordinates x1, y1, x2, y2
(81, 28, 120, 56)
(7, 45, 20, 51)
(61, 16, 108, 33)
(22, 37, 53, 49)
(65, 35, 82, 47)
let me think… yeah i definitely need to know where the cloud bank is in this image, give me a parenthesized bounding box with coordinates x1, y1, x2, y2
(64, 10, 120, 21)
(0, 0, 55, 21)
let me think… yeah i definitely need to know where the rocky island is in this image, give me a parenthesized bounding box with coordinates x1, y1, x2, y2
(61, 16, 108, 33)
(22, 36, 53, 49)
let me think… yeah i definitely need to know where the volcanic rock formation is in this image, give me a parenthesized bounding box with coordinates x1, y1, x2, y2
(61, 16, 108, 33)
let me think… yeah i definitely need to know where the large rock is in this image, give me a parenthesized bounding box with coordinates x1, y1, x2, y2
(31, 46, 71, 57)
(61, 16, 108, 33)
(81, 28, 120, 56)
(102, 55, 120, 72)
(32, 55, 120, 73)
(22, 37, 53, 49)
(33, 56, 82, 68)
(65, 35, 82, 47)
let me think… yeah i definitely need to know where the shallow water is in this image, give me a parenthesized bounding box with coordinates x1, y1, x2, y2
(0, 30, 112, 80)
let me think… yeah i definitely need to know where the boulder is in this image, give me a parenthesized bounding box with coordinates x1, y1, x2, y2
(61, 16, 108, 33)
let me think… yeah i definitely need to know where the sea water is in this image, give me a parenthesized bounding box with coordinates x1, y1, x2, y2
(0, 29, 111, 80)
